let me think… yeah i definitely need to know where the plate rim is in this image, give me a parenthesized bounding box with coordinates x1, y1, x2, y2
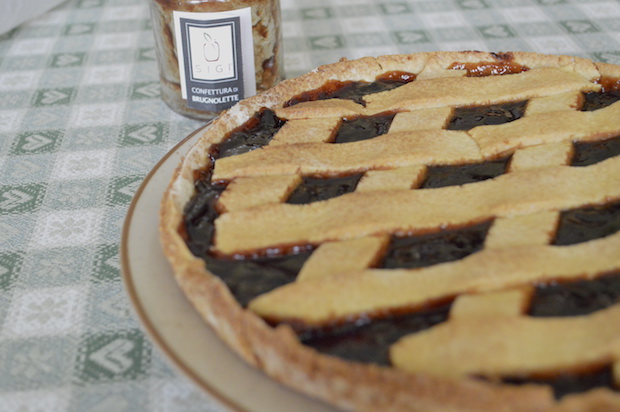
(120, 126, 248, 412)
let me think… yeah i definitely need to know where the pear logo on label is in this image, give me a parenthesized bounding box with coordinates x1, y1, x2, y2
(203, 33, 220, 62)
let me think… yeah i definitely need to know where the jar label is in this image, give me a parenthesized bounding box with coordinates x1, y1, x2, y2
(173, 8, 256, 112)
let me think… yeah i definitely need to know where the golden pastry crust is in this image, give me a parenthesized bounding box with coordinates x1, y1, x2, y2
(160, 51, 620, 411)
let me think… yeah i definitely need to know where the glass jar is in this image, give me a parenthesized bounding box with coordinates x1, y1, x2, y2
(149, 0, 283, 121)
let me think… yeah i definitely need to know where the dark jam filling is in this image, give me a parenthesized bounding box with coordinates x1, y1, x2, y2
(183, 166, 227, 258)
(554, 200, 620, 246)
(420, 156, 512, 189)
(447, 100, 528, 131)
(571, 134, 620, 168)
(204, 251, 313, 307)
(381, 220, 492, 269)
(582, 91, 620, 111)
(301, 304, 451, 365)
(286, 173, 363, 205)
(284, 71, 416, 107)
(183, 109, 286, 258)
(216, 108, 286, 158)
(530, 271, 620, 317)
(504, 366, 615, 400)
(181, 71, 620, 397)
(333, 112, 396, 144)
(583, 77, 620, 111)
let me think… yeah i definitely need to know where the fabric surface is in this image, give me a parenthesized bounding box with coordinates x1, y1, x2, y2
(0, 0, 619, 410)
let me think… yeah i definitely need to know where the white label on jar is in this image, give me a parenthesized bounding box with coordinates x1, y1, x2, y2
(173, 8, 256, 112)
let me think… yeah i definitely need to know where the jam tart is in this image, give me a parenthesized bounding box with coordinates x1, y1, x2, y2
(160, 51, 620, 412)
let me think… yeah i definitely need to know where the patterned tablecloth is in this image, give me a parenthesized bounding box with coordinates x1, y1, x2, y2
(0, 0, 619, 410)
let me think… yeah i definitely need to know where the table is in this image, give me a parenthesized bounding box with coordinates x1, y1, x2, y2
(0, 0, 619, 411)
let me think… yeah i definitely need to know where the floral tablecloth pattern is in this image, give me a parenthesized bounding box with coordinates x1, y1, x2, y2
(0, 0, 619, 410)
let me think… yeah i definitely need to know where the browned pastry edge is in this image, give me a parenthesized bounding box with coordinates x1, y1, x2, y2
(159, 51, 620, 412)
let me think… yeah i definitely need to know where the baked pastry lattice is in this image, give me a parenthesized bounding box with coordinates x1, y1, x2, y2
(160, 51, 620, 412)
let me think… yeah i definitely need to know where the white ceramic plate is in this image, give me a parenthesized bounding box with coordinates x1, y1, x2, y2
(120, 128, 339, 412)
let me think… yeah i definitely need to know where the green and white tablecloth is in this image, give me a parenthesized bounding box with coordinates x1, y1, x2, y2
(0, 0, 619, 410)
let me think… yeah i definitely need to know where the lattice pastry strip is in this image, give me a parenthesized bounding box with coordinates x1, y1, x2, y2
(212, 129, 481, 180)
(469, 100, 620, 157)
(274, 99, 366, 120)
(390, 304, 620, 379)
(216, 174, 301, 213)
(214, 157, 620, 254)
(363, 67, 599, 114)
(273, 67, 598, 121)
(296, 235, 389, 282)
(508, 141, 574, 172)
(356, 165, 426, 192)
(450, 287, 534, 319)
(525, 91, 582, 115)
(484, 211, 560, 250)
(388, 107, 453, 132)
(249, 231, 620, 326)
(388, 273, 620, 386)
(214, 79, 619, 186)
(270, 118, 341, 145)
(484, 111, 571, 250)
(500, 91, 576, 173)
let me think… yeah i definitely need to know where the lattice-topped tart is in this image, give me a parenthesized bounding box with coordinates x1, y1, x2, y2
(159, 51, 620, 412)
